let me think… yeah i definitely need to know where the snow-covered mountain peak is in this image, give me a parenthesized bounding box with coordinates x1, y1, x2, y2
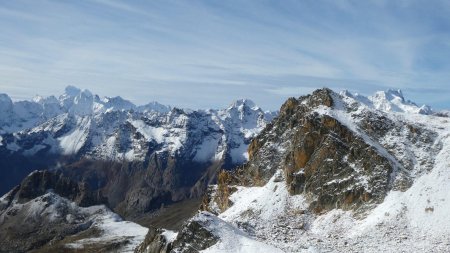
(228, 98, 258, 110)
(341, 89, 432, 115)
(66, 89, 94, 116)
(0, 87, 273, 166)
(137, 101, 171, 113)
(59, 86, 92, 113)
(99, 96, 136, 113)
(378, 89, 404, 101)
(223, 98, 265, 123)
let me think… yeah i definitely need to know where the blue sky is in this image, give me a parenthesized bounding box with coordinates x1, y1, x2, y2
(0, 0, 449, 110)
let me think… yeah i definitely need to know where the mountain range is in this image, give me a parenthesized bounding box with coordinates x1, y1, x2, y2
(1, 87, 449, 252)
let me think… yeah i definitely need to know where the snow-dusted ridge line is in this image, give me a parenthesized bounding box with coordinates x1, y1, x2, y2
(340, 89, 434, 115)
(0, 86, 276, 164)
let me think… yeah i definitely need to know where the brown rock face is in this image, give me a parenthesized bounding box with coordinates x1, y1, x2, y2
(285, 113, 393, 211)
(209, 88, 404, 213)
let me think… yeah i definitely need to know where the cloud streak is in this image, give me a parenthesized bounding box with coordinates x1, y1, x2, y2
(0, 0, 449, 110)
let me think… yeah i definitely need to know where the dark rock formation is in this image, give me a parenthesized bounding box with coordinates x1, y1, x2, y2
(14, 170, 105, 207)
(134, 227, 172, 253)
(135, 212, 219, 253)
(57, 157, 222, 220)
(0, 171, 104, 253)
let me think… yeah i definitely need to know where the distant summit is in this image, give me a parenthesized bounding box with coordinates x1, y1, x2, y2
(341, 89, 433, 115)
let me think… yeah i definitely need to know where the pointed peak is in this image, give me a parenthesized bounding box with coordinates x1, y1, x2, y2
(385, 89, 404, 100)
(308, 88, 334, 108)
(63, 86, 93, 98)
(373, 89, 404, 102)
(137, 101, 170, 113)
(229, 99, 257, 109)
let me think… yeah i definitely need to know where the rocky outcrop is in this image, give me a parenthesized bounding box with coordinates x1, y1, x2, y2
(135, 212, 219, 253)
(0, 171, 108, 252)
(14, 170, 105, 207)
(138, 88, 446, 253)
(134, 227, 172, 253)
(57, 158, 221, 219)
(206, 88, 436, 214)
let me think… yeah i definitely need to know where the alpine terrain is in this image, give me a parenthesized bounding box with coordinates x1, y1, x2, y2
(135, 88, 450, 253)
(1, 87, 449, 252)
(0, 86, 274, 252)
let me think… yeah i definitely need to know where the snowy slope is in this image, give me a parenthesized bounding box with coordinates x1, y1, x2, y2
(64, 205, 148, 252)
(197, 211, 284, 253)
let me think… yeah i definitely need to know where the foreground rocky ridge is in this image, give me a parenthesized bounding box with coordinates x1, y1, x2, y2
(137, 88, 449, 252)
(0, 171, 148, 253)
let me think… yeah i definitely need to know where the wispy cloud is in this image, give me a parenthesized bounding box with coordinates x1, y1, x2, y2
(0, 0, 449, 110)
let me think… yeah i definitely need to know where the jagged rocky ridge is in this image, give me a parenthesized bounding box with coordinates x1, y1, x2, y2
(136, 88, 449, 252)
